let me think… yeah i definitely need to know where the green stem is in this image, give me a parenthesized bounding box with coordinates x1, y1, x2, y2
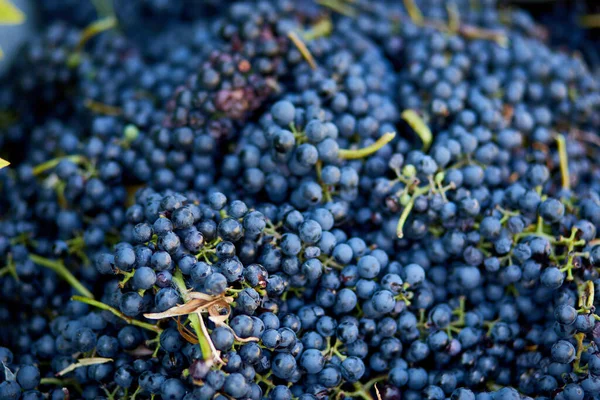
(396, 199, 415, 239)
(39, 377, 82, 394)
(401, 110, 431, 151)
(40, 378, 69, 386)
(0, 254, 17, 280)
(72, 296, 162, 333)
(573, 332, 588, 374)
(342, 376, 388, 400)
(29, 254, 94, 299)
(130, 385, 142, 400)
(315, 161, 333, 203)
(172, 269, 213, 361)
(396, 185, 429, 239)
(287, 31, 317, 70)
(32, 155, 89, 176)
(119, 269, 135, 288)
(446, 2, 460, 32)
(556, 134, 570, 191)
(315, 0, 357, 17)
(303, 18, 333, 41)
(403, 0, 424, 25)
(77, 16, 117, 51)
(338, 132, 396, 160)
(580, 14, 600, 28)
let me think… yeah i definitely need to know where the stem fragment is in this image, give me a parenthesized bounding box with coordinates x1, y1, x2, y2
(172, 269, 214, 362)
(403, 0, 424, 25)
(29, 254, 94, 299)
(77, 16, 117, 51)
(303, 18, 333, 41)
(32, 155, 89, 176)
(401, 110, 432, 151)
(72, 296, 162, 333)
(338, 132, 396, 160)
(287, 31, 317, 70)
(316, 0, 357, 17)
(556, 134, 570, 191)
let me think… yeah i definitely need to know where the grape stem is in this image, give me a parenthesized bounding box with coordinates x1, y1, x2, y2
(315, 0, 357, 17)
(72, 296, 162, 333)
(396, 185, 429, 238)
(338, 132, 396, 160)
(401, 110, 432, 151)
(29, 254, 94, 299)
(172, 269, 214, 362)
(303, 18, 333, 41)
(556, 134, 570, 191)
(39, 377, 82, 394)
(32, 155, 89, 176)
(403, 0, 424, 26)
(579, 14, 600, 28)
(76, 16, 117, 51)
(287, 31, 317, 70)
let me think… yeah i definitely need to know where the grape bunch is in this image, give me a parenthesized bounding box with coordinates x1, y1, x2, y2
(1, 0, 600, 399)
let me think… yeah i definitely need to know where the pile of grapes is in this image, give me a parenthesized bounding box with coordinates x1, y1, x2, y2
(1, 0, 600, 399)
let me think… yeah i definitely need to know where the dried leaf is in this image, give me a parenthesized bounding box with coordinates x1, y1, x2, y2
(177, 316, 199, 344)
(186, 292, 216, 301)
(144, 298, 205, 319)
(188, 292, 235, 304)
(125, 345, 154, 357)
(146, 294, 235, 321)
(197, 311, 225, 365)
(208, 314, 230, 326)
(0, 0, 25, 25)
(232, 333, 260, 343)
(207, 298, 237, 329)
(56, 358, 113, 376)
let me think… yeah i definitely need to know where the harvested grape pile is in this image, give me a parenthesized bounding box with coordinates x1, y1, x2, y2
(1, 0, 600, 399)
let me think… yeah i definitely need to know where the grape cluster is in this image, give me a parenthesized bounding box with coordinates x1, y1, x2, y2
(2, 0, 600, 399)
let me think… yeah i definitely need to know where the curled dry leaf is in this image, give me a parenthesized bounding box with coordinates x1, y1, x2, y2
(144, 298, 205, 320)
(205, 297, 259, 343)
(56, 357, 113, 377)
(143, 292, 238, 366)
(176, 316, 200, 344)
(144, 292, 235, 320)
